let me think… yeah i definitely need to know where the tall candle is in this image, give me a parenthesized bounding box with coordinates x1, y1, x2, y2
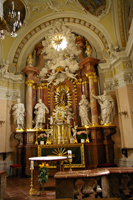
(68, 150, 72, 158)
(30, 161, 34, 168)
(18, 11, 20, 20)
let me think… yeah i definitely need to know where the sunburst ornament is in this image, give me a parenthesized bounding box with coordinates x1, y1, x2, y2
(52, 34, 67, 51)
(52, 148, 68, 156)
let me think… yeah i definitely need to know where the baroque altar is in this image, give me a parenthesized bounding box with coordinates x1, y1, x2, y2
(13, 21, 116, 176)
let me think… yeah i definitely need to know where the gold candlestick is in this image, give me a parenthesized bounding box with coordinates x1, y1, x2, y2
(68, 158, 72, 171)
(29, 167, 37, 196)
(35, 131, 38, 145)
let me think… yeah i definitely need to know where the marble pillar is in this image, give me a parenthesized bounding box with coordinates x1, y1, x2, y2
(26, 80, 34, 128)
(86, 72, 98, 125)
(36, 83, 41, 102)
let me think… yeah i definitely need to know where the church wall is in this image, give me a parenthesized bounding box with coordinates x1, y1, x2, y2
(109, 91, 122, 160)
(116, 84, 133, 148)
(0, 74, 25, 175)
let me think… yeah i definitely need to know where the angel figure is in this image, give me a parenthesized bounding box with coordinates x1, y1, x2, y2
(62, 68, 77, 80)
(44, 70, 58, 86)
(44, 0, 62, 13)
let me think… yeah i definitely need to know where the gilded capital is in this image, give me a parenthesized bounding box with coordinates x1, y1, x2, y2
(86, 72, 96, 79)
(76, 79, 82, 85)
(26, 80, 34, 86)
(37, 83, 42, 90)
(42, 83, 48, 89)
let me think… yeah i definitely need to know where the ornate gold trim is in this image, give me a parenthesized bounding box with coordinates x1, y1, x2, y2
(26, 80, 34, 86)
(118, 0, 126, 47)
(8, 64, 17, 74)
(38, 143, 85, 168)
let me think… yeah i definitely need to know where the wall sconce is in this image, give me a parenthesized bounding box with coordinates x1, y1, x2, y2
(119, 109, 128, 116)
(0, 117, 5, 125)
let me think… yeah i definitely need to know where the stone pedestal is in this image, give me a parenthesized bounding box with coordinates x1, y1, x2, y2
(102, 125, 116, 163)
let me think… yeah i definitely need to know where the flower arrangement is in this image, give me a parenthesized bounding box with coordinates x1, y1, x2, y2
(38, 163, 49, 193)
(37, 133, 47, 141)
(76, 131, 88, 140)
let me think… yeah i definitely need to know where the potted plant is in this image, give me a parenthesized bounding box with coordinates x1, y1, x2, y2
(38, 162, 49, 195)
(76, 131, 88, 143)
(37, 133, 47, 145)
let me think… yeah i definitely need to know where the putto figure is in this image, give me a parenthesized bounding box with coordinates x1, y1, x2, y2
(79, 95, 91, 126)
(34, 99, 49, 129)
(92, 90, 115, 124)
(12, 98, 25, 129)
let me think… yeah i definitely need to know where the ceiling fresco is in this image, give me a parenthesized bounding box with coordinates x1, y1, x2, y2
(78, 0, 106, 16)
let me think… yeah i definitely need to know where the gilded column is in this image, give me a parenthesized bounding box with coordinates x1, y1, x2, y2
(86, 72, 98, 125)
(26, 80, 34, 129)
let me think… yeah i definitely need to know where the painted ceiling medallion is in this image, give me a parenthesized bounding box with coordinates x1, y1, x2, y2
(78, 0, 106, 17)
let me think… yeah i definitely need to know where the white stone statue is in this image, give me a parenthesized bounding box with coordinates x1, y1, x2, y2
(44, 0, 62, 13)
(12, 98, 25, 129)
(44, 70, 58, 86)
(79, 95, 91, 126)
(62, 67, 77, 80)
(48, 116, 53, 125)
(34, 99, 49, 129)
(65, 106, 74, 125)
(92, 90, 115, 124)
(0, 59, 9, 76)
(107, 43, 119, 60)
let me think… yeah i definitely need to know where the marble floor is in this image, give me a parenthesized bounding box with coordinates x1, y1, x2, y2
(5, 176, 56, 200)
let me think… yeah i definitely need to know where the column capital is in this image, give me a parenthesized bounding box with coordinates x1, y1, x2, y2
(26, 80, 34, 86)
(86, 72, 96, 78)
(22, 66, 40, 81)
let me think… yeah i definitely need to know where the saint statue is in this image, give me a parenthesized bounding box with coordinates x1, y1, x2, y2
(79, 95, 91, 126)
(92, 90, 115, 124)
(34, 99, 49, 129)
(12, 98, 25, 129)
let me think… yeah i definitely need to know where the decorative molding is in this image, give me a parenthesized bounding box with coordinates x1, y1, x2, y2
(118, 0, 126, 47)
(12, 17, 109, 67)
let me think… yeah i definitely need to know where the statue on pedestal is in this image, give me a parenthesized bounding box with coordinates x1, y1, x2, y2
(34, 99, 49, 129)
(92, 90, 115, 124)
(12, 98, 25, 129)
(79, 95, 91, 126)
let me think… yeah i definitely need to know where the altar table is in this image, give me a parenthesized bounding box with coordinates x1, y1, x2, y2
(29, 156, 67, 196)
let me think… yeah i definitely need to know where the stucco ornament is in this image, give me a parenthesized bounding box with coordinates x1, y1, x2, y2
(92, 90, 115, 124)
(79, 95, 91, 126)
(34, 99, 49, 129)
(39, 21, 81, 85)
(12, 98, 25, 129)
(0, 59, 9, 76)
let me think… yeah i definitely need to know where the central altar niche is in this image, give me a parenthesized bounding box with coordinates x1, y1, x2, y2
(49, 83, 74, 144)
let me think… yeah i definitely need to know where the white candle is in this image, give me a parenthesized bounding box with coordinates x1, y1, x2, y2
(30, 160, 34, 168)
(18, 11, 20, 20)
(68, 150, 72, 158)
(12, 1, 14, 11)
